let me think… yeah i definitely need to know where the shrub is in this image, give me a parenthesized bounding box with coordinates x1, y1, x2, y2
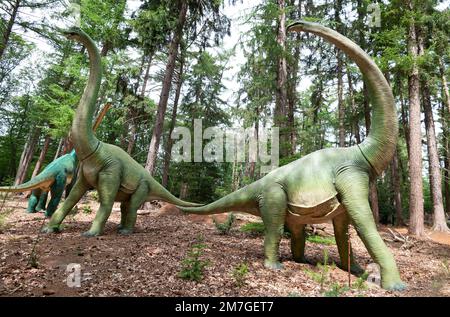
(213, 213, 235, 235)
(179, 243, 209, 282)
(232, 263, 249, 287)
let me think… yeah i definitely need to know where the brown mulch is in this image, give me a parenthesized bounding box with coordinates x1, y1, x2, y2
(0, 196, 449, 297)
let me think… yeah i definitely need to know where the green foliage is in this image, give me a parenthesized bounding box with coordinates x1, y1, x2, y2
(232, 263, 249, 287)
(213, 213, 235, 235)
(324, 283, 350, 297)
(306, 235, 336, 245)
(352, 272, 369, 291)
(82, 205, 93, 214)
(304, 249, 335, 291)
(0, 208, 14, 233)
(240, 222, 265, 236)
(179, 243, 210, 282)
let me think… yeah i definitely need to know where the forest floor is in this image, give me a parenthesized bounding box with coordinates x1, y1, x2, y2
(0, 195, 449, 297)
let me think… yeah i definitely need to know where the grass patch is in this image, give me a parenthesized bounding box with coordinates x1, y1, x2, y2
(306, 234, 336, 245)
(232, 263, 249, 287)
(240, 222, 265, 236)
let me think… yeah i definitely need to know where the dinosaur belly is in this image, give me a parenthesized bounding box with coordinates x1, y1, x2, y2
(286, 195, 344, 224)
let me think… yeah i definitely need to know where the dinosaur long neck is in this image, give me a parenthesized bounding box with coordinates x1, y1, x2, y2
(290, 22, 398, 175)
(70, 32, 102, 160)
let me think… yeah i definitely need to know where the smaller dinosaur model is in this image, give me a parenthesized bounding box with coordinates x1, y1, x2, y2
(42, 28, 201, 237)
(0, 104, 111, 217)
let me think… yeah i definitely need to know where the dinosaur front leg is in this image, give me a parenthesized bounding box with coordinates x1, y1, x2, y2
(332, 211, 364, 275)
(286, 220, 307, 263)
(35, 191, 48, 212)
(27, 189, 42, 213)
(119, 182, 149, 235)
(42, 176, 90, 233)
(118, 201, 130, 231)
(259, 185, 287, 270)
(82, 172, 120, 237)
(336, 171, 406, 291)
(44, 175, 67, 218)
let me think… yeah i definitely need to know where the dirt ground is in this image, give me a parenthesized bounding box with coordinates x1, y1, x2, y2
(0, 196, 449, 297)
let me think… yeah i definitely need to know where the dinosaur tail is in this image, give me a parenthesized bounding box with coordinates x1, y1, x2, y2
(63, 28, 102, 161)
(287, 21, 398, 175)
(0, 171, 54, 193)
(177, 182, 260, 215)
(147, 178, 203, 207)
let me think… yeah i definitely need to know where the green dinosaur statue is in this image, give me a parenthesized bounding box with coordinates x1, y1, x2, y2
(0, 104, 111, 217)
(42, 28, 200, 237)
(178, 21, 405, 291)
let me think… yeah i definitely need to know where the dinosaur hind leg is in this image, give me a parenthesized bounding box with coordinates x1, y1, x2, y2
(332, 211, 364, 275)
(43, 175, 90, 233)
(336, 170, 406, 291)
(118, 201, 130, 231)
(27, 189, 42, 213)
(35, 191, 48, 211)
(83, 172, 120, 237)
(286, 220, 307, 263)
(259, 185, 287, 270)
(119, 182, 149, 235)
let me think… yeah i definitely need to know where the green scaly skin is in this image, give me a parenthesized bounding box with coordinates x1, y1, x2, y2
(178, 21, 405, 291)
(0, 150, 77, 217)
(42, 28, 201, 237)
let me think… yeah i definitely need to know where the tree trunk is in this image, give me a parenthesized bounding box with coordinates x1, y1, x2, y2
(406, 8, 424, 236)
(440, 59, 450, 113)
(346, 64, 360, 144)
(31, 135, 51, 179)
(422, 81, 449, 232)
(179, 182, 188, 200)
(14, 127, 40, 186)
(0, 0, 21, 61)
(391, 148, 404, 226)
(275, 0, 289, 158)
(140, 55, 153, 98)
(162, 55, 185, 187)
(440, 64, 450, 216)
(398, 77, 410, 154)
(145, 1, 187, 175)
(54, 138, 64, 160)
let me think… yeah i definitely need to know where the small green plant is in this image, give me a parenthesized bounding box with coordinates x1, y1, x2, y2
(240, 222, 265, 236)
(287, 292, 302, 297)
(232, 263, 249, 287)
(306, 234, 336, 245)
(82, 205, 92, 214)
(179, 243, 209, 282)
(28, 244, 39, 268)
(90, 191, 99, 202)
(304, 249, 335, 291)
(324, 283, 349, 297)
(213, 213, 235, 235)
(352, 272, 369, 290)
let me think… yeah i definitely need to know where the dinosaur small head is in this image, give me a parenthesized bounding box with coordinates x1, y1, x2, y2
(61, 27, 84, 41)
(287, 20, 323, 33)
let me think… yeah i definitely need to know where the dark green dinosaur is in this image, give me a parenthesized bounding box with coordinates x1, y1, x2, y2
(42, 28, 200, 237)
(0, 104, 110, 217)
(178, 21, 406, 291)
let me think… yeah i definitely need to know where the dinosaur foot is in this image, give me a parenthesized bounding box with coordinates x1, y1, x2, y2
(82, 230, 101, 237)
(118, 228, 133, 235)
(264, 260, 284, 270)
(26, 210, 38, 214)
(41, 225, 60, 234)
(44, 212, 54, 218)
(382, 280, 407, 291)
